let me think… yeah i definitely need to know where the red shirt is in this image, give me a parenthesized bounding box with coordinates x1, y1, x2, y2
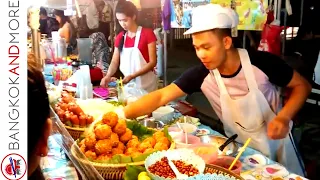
(115, 27, 156, 63)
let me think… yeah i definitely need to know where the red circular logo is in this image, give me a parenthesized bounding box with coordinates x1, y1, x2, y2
(1, 154, 27, 180)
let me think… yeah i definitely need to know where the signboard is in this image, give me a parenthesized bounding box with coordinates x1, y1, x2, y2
(170, 0, 268, 30)
(211, 0, 268, 30)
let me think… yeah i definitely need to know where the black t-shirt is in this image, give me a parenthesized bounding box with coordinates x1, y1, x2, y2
(174, 50, 294, 95)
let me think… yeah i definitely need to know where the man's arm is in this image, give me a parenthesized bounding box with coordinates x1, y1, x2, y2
(124, 84, 186, 119)
(124, 64, 209, 119)
(277, 70, 311, 121)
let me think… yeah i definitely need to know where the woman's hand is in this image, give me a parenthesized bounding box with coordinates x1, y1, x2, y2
(122, 75, 134, 84)
(100, 76, 117, 87)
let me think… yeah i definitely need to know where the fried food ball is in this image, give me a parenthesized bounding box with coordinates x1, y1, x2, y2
(154, 142, 169, 151)
(111, 148, 124, 156)
(125, 147, 139, 156)
(127, 139, 140, 149)
(102, 112, 118, 128)
(116, 142, 125, 151)
(153, 131, 165, 140)
(132, 135, 139, 140)
(95, 139, 113, 155)
(80, 144, 86, 154)
(113, 119, 127, 135)
(96, 154, 111, 161)
(157, 136, 170, 147)
(110, 133, 120, 147)
(84, 133, 96, 150)
(138, 141, 153, 152)
(85, 150, 97, 160)
(143, 148, 155, 154)
(120, 128, 133, 143)
(142, 137, 156, 147)
(94, 124, 112, 140)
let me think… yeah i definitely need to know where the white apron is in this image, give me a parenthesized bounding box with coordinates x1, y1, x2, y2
(119, 26, 158, 93)
(201, 49, 305, 176)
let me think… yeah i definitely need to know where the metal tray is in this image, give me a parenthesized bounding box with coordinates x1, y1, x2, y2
(199, 135, 239, 156)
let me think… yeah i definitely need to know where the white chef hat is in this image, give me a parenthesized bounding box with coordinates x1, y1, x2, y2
(184, 4, 239, 35)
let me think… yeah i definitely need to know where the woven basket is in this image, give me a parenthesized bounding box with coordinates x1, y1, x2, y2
(65, 126, 85, 140)
(71, 142, 176, 179)
(204, 164, 244, 180)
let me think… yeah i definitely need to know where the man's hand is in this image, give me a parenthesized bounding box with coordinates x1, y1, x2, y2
(267, 116, 291, 140)
(122, 75, 134, 84)
(100, 76, 117, 87)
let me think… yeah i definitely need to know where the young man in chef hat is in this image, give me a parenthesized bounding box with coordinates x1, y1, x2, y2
(120, 4, 310, 176)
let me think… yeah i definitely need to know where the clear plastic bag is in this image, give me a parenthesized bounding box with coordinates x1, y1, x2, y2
(122, 82, 148, 104)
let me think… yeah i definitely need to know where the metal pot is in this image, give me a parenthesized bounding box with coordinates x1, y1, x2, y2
(139, 119, 165, 129)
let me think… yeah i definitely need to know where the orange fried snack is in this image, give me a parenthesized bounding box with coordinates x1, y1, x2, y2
(95, 139, 113, 155)
(102, 112, 119, 128)
(94, 124, 112, 140)
(84, 133, 97, 150)
(113, 119, 127, 135)
(110, 133, 120, 147)
(120, 128, 133, 143)
(85, 150, 97, 160)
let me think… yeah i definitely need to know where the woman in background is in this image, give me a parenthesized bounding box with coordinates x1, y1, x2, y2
(28, 53, 52, 179)
(100, 1, 158, 92)
(54, 10, 77, 49)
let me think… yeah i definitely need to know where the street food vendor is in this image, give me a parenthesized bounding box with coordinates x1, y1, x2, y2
(121, 4, 311, 176)
(100, 1, 158, 92)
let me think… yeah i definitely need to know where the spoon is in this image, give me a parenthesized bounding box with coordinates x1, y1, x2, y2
(218, 134, 238, 155)
(167, 156, 188, 179)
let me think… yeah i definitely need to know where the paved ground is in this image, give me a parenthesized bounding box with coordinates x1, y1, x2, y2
(165, 39, 320, 179)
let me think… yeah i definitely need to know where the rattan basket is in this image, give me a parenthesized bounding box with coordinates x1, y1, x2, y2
(70, 141, 176, 179)
(65, 125, 85, 140)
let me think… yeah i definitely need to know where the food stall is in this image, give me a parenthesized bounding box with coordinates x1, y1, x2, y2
(28, 1, 308, 180)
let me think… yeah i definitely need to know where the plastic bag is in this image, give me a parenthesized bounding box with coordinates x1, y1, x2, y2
(122, 82, 148, 104)
(258, 23, 284, 56)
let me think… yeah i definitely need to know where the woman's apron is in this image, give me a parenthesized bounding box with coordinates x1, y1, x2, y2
(201, 49, 305, 176)
(119, 26, 157, 93)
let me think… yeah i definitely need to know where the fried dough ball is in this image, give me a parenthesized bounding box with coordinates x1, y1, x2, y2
(157, 136, 170, 147)
(125, 147, 139, 156)
(113, 119, 127, 135)
(96, 154, 111, 161)
(102, 112, 118, 128)
(132, 135, 139, 140)
(84, 133, 96, 150)
(144, 148, 155, 154)
(110, 133, 120, 147)
(153, 131, 165, 140)
(85, 150, 97, 160)
(142, 137, 156, 147)
(116, 142, 125, 151)
(94, 124, 112, 140)
(138, 141, 153, 152)
(127, 139, 140, 149)
(154, 142, 169, 151)
(120, 128, 133, 143)
(111, 148, 124, 156)
(95, 139, 112, 155)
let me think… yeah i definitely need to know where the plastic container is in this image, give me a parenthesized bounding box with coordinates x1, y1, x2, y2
(173, 134, 201, 149)
(208, 156, 242, 175)
(189, 144, 219, 163)
(168, 127, 183, 139)
(152, 106, 174, 121)
(77, 38, 93, 65)
(170, 123, 197, 134)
